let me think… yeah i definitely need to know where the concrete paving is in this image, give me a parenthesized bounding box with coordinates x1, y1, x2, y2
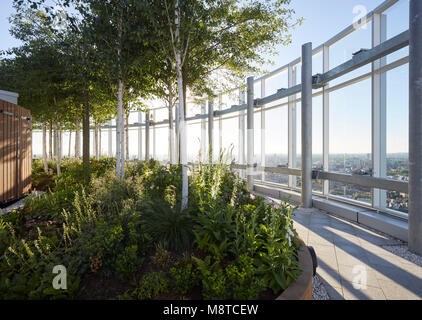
(292, 206, 422, 300)
(264, 196, 422, 300)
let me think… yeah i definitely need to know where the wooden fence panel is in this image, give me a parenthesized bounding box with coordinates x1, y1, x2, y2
(0, 99, 32, 203)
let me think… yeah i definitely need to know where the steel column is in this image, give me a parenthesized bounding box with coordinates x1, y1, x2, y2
(409, 0, 422, 255)
(301, 43, 313, 208)
(247, 77, 255, 191)
(288, 65, 297, 188)
(372, 13, 388, 209)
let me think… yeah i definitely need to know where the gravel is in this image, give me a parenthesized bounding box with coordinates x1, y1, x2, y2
(381, 244, 422, 267)
(312, 274, 330, 300)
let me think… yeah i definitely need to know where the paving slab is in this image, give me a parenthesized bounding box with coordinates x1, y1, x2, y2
(276, 202, 422, 300)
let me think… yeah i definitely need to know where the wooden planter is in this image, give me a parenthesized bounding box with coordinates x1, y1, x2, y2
(276, 239, 314, 300)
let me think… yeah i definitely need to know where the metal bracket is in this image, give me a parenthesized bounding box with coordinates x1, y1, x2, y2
(353, 48, 370, 56)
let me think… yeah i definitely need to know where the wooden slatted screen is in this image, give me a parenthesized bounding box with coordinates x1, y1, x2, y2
(0, 99, 32, 203)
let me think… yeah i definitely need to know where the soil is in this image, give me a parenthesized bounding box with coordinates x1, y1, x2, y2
(32, 176, 54, 192)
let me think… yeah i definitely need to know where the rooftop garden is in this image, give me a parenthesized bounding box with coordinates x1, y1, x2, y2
(0, 157, 301, 299)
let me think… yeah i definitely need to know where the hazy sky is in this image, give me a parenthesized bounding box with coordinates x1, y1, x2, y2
(0, 0, 410, 157)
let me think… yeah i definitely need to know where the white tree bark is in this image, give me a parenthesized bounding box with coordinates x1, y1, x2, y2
(49, 122, 53, 160)
(175, 0, 188, 211)
(42, 122, 48, 172)
(75, 120, 80, 158)
(116, 12, 125, 178)
(68, 129, 72, 158)
(56, 122, 62, 176)
(116, 80, 124, 177)
(168, 99, 175, 165)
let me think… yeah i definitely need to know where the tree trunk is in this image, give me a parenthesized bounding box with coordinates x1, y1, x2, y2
(116, 80, 124, 177)
(75, 119, 80, 158)
(42, 122, 48, 172)
(82, 103, 90, 166)
(49, 121, 53, 160)
(175, 0, 188, 211)
(168, 97, 175, 165)
(58, 123, 62, 175)
(54, 124, 58, 160)
(68, 129, 72, 158)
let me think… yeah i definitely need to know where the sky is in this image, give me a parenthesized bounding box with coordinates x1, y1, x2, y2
(0, 0, 410, 157)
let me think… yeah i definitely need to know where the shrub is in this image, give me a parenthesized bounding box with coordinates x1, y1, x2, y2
(135, 271, 170, 299)
(169, 259, 198, 295)
(140, 201, 194, 253)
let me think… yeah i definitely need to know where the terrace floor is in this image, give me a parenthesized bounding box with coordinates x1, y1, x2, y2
(266, 197, 422, 300)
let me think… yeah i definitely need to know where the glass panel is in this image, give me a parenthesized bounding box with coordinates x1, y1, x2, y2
(313, 95, 323, 193)
(265, 70, 288, 97)
(329, 182, 372, 204)
(264, 105, 288, 185)
(329, 77, 372, 199)
(386, 64, 408, 181)
(221, 116, 238, 161)
(154, 127, 168, 162)
(329, 20, 372, 87)
(386, 190, 408, 214)
(187, 123, 201, 163)
(383, 0, 409, 41)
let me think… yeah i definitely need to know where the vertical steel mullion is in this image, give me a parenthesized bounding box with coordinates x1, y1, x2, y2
(238, 89, 246, 179)
(301, 43, 313, 208)
(247, 77, 255, 191)
(208, 97, 214, 162)
(238, 88, 246, 166)
(138, 111, 142, 160)
(261, 79, 266, 182)
(218, 94, 222, 154)
(201, 101, 207, 162)
(288, 65, 297, 188)
(145, 112, 150, 161)
(108, 120, 112, 157)
(372, 13, 387, 209)
(323, 45, 330, 196)
(153, 110, 156, 160)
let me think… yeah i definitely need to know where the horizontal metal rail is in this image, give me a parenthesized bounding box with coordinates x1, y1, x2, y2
(313, 30, 409, 88)
(231, 164, 408, 193)
(314, 170, 408, 194)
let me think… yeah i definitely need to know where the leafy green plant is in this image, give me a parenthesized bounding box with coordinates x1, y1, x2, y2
(140, 201, 194, 252)
(169, 258, 198, 295)
(135, 271, 170, 300)
(151, 243, 172, 270)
